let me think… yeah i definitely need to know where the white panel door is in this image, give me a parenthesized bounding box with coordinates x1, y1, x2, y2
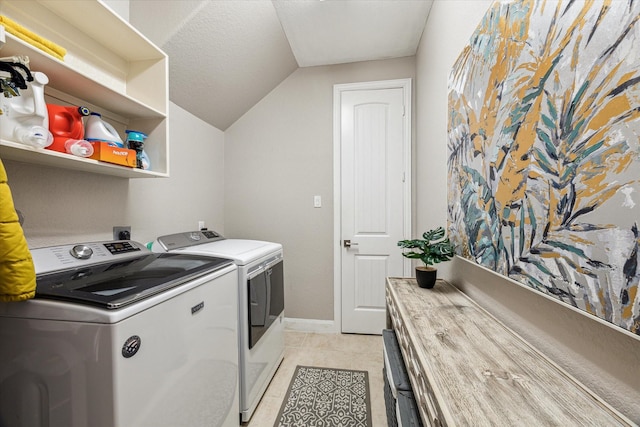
(339, 84, 409, 334)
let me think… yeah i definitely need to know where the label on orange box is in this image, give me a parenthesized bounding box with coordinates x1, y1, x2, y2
(88, 142, 137, 167)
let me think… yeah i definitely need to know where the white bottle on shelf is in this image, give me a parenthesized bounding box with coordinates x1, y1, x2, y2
(84, 112, 124, 147)
(0, 71, 53, 148)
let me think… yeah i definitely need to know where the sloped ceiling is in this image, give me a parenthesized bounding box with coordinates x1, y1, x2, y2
(130, 0, 432, 131)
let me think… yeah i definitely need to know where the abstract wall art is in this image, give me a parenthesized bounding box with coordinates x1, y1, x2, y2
(448, 0, 640, 334)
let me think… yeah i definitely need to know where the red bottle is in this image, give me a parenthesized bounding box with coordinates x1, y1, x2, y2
(46, 104, 90, 153)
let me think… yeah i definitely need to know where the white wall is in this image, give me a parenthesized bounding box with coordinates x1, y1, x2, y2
(225, 58, 416, 321)
(416, 1, 640, 422)
(6, 102, 226, 248)
(127, 102, 226, 241)
(103, 0, 129, 21)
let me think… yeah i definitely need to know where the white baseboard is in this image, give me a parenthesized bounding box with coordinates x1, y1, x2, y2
(284, 317, 338, 333)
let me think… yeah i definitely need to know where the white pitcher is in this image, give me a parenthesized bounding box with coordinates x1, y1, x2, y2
(0, 71, 53, 148)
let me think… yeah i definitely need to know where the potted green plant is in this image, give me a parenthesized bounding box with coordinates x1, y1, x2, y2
(397, 227, 455, 289)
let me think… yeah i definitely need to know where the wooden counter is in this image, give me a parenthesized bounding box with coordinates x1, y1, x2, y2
(385, 277, 634, 426)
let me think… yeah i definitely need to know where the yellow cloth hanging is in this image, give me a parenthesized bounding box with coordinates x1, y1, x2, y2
(0, 15, 66, 61)
(0, 158, 36, 301)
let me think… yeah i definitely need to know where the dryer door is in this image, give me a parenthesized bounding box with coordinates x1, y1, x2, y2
(247, 258, 284, 349)
(248, 266, 268, 349)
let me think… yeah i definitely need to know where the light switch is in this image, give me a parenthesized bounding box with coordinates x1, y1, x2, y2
(314, 195, 322, 208)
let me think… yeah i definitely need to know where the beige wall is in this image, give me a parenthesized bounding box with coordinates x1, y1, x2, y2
(224, 58, 416, 321)
(127, 103, 227, 240)
(6, 102, 226, 248)
(417, 1, 640, 422)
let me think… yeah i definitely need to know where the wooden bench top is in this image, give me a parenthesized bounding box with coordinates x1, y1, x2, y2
(385, 277, 634, 426)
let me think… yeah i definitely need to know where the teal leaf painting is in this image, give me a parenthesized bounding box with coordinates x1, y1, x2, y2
(448, 0, 640, 335)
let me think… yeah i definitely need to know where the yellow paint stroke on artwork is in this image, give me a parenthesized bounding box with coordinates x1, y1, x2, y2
(570, 32, 583, 70)
(573, 149, 635, 208)
(575, 176, 617, 209)
(571, 60, 622, 128)
(590, 93, 632, 130)
(580, 166, 609, 195)
(567, 233, 592, 246)
(494, 1, 594, 227)
(611, 151, 636, 174)
(622, 285, 638, 319)
(467, 1, 535, 185)
(472, 133, 484, 155)
(566, 131, 636, 171)
(555, 63, 638, 216)
(575, 266, 594, 276)
(585, 301, 596, 315)
(528, 169, 542, 180)
(597, 288, 606, 315)
(538, 251, 561, 259)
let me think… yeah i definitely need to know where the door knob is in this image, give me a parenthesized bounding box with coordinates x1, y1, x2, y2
(343, 240, 359, 248)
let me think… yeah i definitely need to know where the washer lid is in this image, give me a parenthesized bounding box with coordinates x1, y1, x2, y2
(35, 252, 233, 309)
(175, 239, 282, 265)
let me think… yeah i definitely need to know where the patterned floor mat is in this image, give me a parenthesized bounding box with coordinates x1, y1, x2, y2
(274, 365, 372, 427)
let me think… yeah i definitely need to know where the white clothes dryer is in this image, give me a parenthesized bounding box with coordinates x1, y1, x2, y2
(0, 240, 240, 427)
(153, 230, 285, 423)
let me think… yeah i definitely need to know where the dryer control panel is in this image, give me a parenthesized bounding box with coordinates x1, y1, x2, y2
(155, 230, 225, 252)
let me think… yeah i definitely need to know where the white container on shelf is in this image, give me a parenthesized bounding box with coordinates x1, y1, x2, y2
(0, 71, 53, 148)
(84, 112, 124, 147)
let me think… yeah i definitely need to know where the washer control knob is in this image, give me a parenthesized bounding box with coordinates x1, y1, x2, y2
(189, 232, 201, 241)
(70, 245, 93, 260)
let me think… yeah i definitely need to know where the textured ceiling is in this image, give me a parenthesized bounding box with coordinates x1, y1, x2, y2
(130, 0, 432, 131)
(272, 0, 432, 67)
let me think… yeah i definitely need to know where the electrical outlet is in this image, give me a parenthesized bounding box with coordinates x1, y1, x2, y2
(113, 226, 131, 240)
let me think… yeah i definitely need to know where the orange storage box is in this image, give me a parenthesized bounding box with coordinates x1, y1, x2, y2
(88, 142, 136, 167)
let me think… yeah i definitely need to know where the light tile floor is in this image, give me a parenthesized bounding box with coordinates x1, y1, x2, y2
(245, 330, 388, 427)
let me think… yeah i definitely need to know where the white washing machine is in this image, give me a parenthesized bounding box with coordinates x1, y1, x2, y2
(153, 230, 285, 423)
(0, 240, 240, 427)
